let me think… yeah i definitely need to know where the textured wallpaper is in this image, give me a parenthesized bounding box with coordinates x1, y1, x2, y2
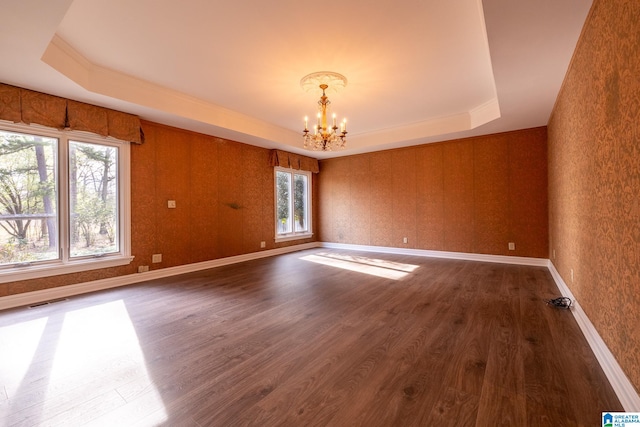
(548, 0, 640, 394)
(1, 121, 316, 297)
(319, 127, 548, 258)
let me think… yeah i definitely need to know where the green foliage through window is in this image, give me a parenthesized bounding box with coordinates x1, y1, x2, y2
(69, 141, 118, 257)
(0, 129, 121, 267)
(0, 130, 57, 264)
(275, 168, 310, 237)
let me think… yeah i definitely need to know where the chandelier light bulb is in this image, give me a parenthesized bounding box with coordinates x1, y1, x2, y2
(300, 72, 348, 151)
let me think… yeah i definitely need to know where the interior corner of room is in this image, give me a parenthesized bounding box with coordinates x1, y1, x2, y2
(0, 0, 638, 422)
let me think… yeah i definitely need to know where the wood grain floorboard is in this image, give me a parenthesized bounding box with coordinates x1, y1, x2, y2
(0, 249, 623, 426)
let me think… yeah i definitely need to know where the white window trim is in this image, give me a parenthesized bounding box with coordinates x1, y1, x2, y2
(0, 121, 133, 284)
(275, 233, 313, 243)
(274, 166, 313, 243)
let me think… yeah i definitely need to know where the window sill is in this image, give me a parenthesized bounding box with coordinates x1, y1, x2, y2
(275, 233, 314, 243)
(0, 255, 135, 284)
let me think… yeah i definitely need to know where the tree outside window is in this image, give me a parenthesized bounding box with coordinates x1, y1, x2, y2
(0, 131, 58, 264)
(0, 127, 126, 271)
(275, 168, 311, 240)
(69, 141, 119, 257)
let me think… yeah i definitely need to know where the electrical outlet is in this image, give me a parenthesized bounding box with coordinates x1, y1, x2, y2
(553, 249, 556, 259)
(168, 200, 176, 208)
(260, 241, 266, 248)
(138, 265, 149, 273)
(152, 254, 162, 263)
(403, 237, 408, 244)
(571, 268, 574, 282)
(508, 242, 515, 251)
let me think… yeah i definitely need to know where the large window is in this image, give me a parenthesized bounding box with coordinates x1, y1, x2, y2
(68, 140, 119, 257)
(275, 167, 312, 241)
(0, 123, 132, 283)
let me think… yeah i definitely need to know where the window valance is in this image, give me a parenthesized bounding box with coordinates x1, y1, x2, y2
(0, 83, 143, 144)
(269, 149, 319, 173)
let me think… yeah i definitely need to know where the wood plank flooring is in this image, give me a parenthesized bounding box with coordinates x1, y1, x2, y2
(0, 249, 623, 426)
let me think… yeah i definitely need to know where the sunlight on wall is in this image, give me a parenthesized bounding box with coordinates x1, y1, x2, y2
(300, 252, 419, 280)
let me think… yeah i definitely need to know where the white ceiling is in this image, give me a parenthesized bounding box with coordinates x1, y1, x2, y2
(0, 0, 592, 158)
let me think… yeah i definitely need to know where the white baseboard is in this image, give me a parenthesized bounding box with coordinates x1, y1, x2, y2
(319, 242, 549, 266)
(2, 241, 637, 411)
(548, 261, 640, 411)
(323, 243, 640, 409)
(0, 242, 544, 311)
(0, 242, 320, 311)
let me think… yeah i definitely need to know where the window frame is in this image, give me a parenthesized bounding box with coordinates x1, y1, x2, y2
(274, 166, 313, 243)
(0, 121, 133, 284)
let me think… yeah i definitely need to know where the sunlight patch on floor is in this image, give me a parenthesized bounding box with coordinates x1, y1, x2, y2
(48, 300, 168, 425)
(0, 300, 168, 425)
(0, 317, 49, 396)
(300, 252, 419, 280)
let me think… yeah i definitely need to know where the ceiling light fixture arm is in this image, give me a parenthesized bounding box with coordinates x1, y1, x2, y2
(302, 78, 348, 151)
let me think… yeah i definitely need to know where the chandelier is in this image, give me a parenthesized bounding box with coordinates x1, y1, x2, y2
(301, 72, 348, 151)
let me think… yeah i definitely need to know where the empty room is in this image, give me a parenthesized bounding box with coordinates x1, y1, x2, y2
(0, 0, 638, 425)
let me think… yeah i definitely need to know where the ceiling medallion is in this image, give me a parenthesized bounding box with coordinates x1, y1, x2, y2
(301, 72, 348, 151)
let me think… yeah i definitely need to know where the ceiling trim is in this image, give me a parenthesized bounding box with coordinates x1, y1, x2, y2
(349, 97, 500, 149)
(43, 32, 497, 155)
(470, 98, 501, 128)
(42, 34, 301, 146)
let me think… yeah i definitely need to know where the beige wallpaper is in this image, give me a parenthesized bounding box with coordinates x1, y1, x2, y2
(319, 127, 549, 258)
(548, 0, 640, 394)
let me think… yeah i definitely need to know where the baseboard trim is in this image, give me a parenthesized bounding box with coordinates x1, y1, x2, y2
(319, 242, 549, 266)
(0, 243, 545, 311)
(548, 261, 640, 411)
(0, 242, 321, 311)
(2, 242, 637, 410)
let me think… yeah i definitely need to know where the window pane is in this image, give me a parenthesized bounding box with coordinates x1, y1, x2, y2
(276, 171, 292, 234)
(69, 141, 119, 257)
(0, 130, 58, 265)
(294, 173, 308, 232)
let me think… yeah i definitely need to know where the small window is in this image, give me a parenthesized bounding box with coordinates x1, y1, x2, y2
(275, 167, 312, 242)
(0, 123, 132, 283)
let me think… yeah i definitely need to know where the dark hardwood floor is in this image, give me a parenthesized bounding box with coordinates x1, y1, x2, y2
(0, 249, 623, 426)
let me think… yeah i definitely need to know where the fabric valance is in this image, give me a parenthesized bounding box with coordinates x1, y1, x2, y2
(269, 149, 319, 173)
(0, 83, 143, 144)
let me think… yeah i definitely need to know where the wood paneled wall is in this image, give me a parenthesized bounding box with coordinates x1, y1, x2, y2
(1, 121, 316, 297)
(548, 0, 640, 393)
(318, 127, 548, 258)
